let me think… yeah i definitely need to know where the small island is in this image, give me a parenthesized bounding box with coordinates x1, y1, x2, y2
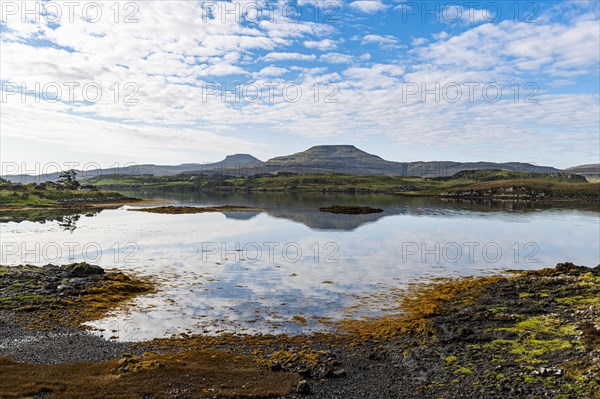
(129, 205, 263, 214)
(319, 205, 384, 214)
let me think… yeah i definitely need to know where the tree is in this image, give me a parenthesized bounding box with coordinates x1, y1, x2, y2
(57, 169, 80, 190)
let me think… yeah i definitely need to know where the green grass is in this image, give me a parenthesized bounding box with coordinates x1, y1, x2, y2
(0, 182, 129, 207)
(442, 178, 599, 198)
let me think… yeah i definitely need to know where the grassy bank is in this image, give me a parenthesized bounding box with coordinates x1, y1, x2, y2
(0, 180, 133, 208)
(0, 179, 141, 222)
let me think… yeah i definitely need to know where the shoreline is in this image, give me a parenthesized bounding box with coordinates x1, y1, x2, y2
(1, 262, 598, 398)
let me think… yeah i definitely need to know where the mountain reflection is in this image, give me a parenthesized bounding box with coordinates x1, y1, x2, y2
(117, 190, 598, 231)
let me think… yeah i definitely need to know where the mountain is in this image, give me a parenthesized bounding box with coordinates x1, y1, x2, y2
(264, 145, 400, 175)
(564, 164, 600, 180)
(565, 164, 600, 174)
(262, 145, 559, 177)
(182, 154, 263, 174)
(2, 145, 566, 182)
(2, 154, 264, 183)
(405, 161, 559, 177)
(221, 154, 263, 164)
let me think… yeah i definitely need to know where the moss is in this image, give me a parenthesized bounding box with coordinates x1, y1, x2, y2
(523, 375, 540, 384)
(454, 366, 472, 375)
(0, 294, 44, 302)
(445, 356, 457, 363)
(338, 275, 502, 342)
(0, 350, 299, 398)
(490, 314, 583, 362)
(257, 347, 332, 369)
(555, 294, 600, 309)
(512, 339, 574, 364)
(69, 272, 155, 325)
(498, 315, 579, 337)
(490, 355, 507, 363)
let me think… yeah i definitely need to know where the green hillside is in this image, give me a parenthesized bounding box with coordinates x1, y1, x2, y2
(86, 169, 599, 202)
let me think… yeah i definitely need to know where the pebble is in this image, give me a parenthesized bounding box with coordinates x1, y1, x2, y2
(296, 380, 310, 394)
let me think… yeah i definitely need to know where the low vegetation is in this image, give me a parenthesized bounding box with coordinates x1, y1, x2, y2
(339, 263, 600, 398)
(0, 172, 139, 222)
(86, 169, 599, 202)
(0, 350, 299, 399)
(0, 171, 132, 207)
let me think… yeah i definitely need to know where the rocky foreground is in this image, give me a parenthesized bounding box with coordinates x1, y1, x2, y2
(0, 262, 598, 398)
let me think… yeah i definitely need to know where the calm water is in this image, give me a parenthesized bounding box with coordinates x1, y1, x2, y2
(1, 191, 599, 341)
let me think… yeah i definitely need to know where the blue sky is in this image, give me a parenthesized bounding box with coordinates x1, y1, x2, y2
(1, 0, 599, 170)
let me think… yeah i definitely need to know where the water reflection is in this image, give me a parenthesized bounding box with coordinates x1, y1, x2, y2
(57, 215, 80, 232)
(118, 190, 599, 231)
(1, 192, 598, 341)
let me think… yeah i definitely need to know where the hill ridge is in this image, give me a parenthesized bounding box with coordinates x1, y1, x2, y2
(1, 145, 575, 182)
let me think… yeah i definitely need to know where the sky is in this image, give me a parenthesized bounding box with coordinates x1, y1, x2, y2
(1, 0, 599, 172)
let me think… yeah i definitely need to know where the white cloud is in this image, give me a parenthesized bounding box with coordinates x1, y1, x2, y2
(256, 66, 289, 76)
(304, 39, 338, 51)
(362, 34, 399, 46)
(413, 19, 600, 77)
(349, 0, 388, 14)
(1, 0, 598, 167)
(343, 64, 405, 89)
(261, 52, 317, 62)
(320, 53, 353, 64)
(0, 102, 258, 164)
(411, 37, 428, 46)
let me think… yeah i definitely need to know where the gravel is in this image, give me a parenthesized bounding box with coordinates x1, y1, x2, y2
(0, 311, 139, 364)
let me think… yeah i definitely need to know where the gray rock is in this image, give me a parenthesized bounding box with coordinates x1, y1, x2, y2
(333, 369, 347, 378)
(298, 368, 312, 378)
(297, 380, 311, 394)
(64, 263, 105, 277)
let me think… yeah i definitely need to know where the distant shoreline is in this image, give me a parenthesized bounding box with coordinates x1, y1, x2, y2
(88, 170, 600, 205)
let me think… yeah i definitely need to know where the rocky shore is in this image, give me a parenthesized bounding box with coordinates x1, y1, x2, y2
(0, 262, 598, 398)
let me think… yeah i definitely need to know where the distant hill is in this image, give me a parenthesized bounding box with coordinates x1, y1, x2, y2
(262, 145, 559, 177)
(2, 145, 569, 182)
(3, 154, 264, 183)
(564, 164, 600, 181)
(565, 164, 600, 173)
(264, 145, 399, 175)
(182, 154, 263, 174)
